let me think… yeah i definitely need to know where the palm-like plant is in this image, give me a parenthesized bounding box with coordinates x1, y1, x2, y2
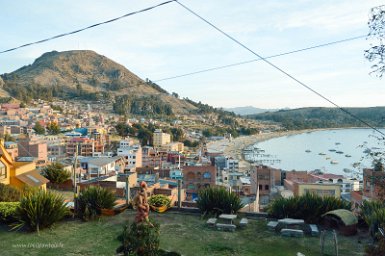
(267, 192, 350, 223)
(77, 186, 116, 220)
(15, 190, 68, 233)
(359, 200, 385, 238)
(197, 187, 244, 216)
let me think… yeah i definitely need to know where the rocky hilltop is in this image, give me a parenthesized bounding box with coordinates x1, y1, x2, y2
(1, 50, 197, 114)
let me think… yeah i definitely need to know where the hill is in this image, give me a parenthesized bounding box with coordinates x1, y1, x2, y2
(249, 107, 385, 130)
(225, 106, 280, 115)
(0, 50, 197, 115)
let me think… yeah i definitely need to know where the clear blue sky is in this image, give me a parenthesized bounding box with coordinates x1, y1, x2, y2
(0, 0, 384, 109)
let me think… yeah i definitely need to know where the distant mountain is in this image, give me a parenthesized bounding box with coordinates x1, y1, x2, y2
(225, 106, 279, 115)
(0, 50, 199, 115)
(249, 107, 385, 130)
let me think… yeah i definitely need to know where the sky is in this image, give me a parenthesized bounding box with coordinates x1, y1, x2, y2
(0, 0, 384, 109)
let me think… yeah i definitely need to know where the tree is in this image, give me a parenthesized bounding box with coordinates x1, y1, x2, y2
(33, 121, 45, 135)
(365, 5, 385, 77)
(171, 127, 185, 142)
(46, 121, 60, 135)
(374, 160, 385, 172)
(42, 162, 71, 184)
(2, 133, 15, 142)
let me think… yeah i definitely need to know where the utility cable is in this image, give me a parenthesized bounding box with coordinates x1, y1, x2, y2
(175, 0, 385, 138)
(0, 0, 176, 54)
(154, 35, 366, 82)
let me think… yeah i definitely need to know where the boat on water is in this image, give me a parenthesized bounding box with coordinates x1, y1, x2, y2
(326, 156, 331, 160)
(335, 142, 341, 145)
(305, 150, 311, 153)
(345, 154, 352, 157)
(343, 168, 352, 173)
(330, 160, 338, 164)
(319, 152, 326, 155)
(329, 149, 336, 152)
(336, 151, 344, 154)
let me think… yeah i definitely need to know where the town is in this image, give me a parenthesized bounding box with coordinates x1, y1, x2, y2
(1, 1, 385, 255)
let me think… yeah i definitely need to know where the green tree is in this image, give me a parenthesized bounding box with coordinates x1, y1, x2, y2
(115, 123, 130, 137)
(42, 162, 71, 184)
(2, 133, 15, 142)
(171, 127, 185, 142)
(374, 160, 384, 172)
(365, 5, 385, 77)
(33, 121, 45, 135)
(46, 121, 60, 135)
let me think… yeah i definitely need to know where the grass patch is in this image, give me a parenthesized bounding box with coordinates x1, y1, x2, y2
(0, 210, 366, 256)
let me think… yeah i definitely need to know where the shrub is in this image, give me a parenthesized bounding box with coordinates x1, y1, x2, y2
(117, 220, 160, 256)
(0, 184, 21, 202)
(0, 202, 19, 223)
(359, 200, 385, 238)
(266, 193, 351, 223)
(42, 162, 71, 184)
(197, 187, 244, 216)
(77, 186, 116, 220)
(149, 195, 171, 207)
(15, 190, 68, 233)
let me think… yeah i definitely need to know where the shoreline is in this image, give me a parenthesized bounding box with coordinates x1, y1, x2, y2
(206, 128, 326, 172)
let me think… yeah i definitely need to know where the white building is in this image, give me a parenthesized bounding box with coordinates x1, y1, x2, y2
(80, 156, 123, 177)
(226, 158, 239, 171)
(117, 140, 142, 171)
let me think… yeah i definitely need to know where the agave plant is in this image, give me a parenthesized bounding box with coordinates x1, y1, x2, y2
(77, 186, 116, 220)
(267, 192, 350, 223)
(197, 187, 244, 216)
(15, 189, 68, 233)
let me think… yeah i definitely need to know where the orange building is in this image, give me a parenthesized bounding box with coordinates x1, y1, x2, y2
(0, 139, 48, 190)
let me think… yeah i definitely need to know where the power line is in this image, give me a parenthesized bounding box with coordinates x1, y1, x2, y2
(175, 0, 385, 138)
(154, 35, 366, 82)
(0, 0, 176, 54)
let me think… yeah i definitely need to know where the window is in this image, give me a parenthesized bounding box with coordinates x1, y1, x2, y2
(259, 184, 262, 190)
(187, 183, 196, 190)
(203, 172, 211, 179)
(265, 185, 269, 190)
(0, 162, 6, 179)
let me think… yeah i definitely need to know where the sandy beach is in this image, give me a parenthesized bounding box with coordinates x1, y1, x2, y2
(206, 130, 313, 172)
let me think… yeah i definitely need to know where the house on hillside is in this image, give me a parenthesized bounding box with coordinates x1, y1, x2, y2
(0, 139, 48, 190)
(80, 156, 124, 178)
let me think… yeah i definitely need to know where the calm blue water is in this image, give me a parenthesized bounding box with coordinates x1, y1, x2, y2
(251, 129, 385, 176)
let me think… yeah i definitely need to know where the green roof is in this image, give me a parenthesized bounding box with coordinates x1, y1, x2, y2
(322, 209, 358, 226)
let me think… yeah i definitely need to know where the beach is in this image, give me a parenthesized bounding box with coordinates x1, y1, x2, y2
(206, 130, 312, 172)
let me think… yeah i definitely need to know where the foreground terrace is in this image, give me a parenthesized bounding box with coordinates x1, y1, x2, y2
(0, 210, 367, 256)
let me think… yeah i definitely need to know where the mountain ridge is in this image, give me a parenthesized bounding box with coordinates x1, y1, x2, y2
(250, 107, 385, 130)
(0, 50, 198, 115)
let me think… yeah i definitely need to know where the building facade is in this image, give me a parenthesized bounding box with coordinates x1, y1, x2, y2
(153, 129, 171, 148)
(182, 165, 216, 200)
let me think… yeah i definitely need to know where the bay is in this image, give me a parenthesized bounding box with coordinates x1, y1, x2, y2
(249, 128, 385, 176)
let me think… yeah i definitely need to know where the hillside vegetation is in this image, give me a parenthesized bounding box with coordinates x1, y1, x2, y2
(249, 107, 385, 130)
(0, 50, 197, 116)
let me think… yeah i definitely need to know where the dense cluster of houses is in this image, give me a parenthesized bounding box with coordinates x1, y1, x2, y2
(0, 100, 382, 212)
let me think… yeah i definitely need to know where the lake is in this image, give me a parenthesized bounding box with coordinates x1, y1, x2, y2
(247, 128, 385, 176)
